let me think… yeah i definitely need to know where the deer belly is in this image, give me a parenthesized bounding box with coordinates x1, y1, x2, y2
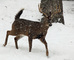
(35, 33, 44, 39)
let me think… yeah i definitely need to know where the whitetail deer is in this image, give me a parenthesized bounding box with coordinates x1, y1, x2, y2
(3, 6, 52, 56)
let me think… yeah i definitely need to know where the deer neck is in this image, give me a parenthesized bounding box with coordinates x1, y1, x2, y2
(41, 17, 49, 27)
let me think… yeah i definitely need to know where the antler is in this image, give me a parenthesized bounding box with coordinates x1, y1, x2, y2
(38, 3, 48, 17)
(38, 3, 61, 18)
(38, 3, 42, 13)
(51, 5, 61, 17)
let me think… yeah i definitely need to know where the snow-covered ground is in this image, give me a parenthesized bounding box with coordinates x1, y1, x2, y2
(0, 0, 74, 60)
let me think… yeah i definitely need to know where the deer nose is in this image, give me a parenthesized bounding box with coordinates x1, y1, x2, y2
(49, 23, 52, 26)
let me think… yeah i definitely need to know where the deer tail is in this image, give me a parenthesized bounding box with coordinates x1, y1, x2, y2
(15, 8, 24, 20)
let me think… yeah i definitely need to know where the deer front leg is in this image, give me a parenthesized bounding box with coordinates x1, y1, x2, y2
(40, 38, 49, 56)
(14, 35, 23, 49)
(3, 31, 11, 46)
(28, 36, 33, 52)
(14, 37, 19, 49)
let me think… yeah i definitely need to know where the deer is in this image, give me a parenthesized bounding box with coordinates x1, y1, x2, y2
(3, 5, 52, 56)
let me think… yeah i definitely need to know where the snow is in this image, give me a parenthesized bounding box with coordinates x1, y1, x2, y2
(0, 0, 74, 60)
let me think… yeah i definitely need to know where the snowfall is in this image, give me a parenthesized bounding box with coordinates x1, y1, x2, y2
(0, 0, 74, 60)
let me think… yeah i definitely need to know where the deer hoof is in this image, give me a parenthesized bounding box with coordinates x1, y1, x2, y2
(46, 51, 49, 56)
(16, 47, 19, 49)
(3, 44, 6, 47)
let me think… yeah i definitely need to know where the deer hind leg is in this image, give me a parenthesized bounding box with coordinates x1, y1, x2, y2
(40, 38, 49, 56)
(14, 35, 24, 49)
(3, 31, 11, 46)
(3, 30, 18, 47)
(28, 36, 33, 52)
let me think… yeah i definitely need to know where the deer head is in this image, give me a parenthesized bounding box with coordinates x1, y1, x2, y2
(38, 4, 52, 26)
